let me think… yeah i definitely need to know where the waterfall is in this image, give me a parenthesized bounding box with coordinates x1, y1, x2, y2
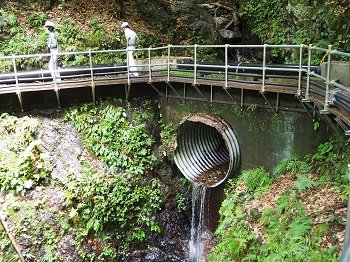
(189, 184, 207, 262)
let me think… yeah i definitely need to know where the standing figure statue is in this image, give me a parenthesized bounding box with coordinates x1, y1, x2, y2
(121, 22, 139, 77)
(44, 20, 61, 83)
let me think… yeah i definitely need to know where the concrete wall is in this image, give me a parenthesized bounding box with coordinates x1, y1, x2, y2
(321, 61, 350, 87)
(0, 79, 332, 173)
(158, 92, 333, 231)
(159, 95, 332, 174)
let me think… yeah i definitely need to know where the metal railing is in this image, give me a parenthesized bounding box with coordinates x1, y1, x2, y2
(0, 44, 350, 117)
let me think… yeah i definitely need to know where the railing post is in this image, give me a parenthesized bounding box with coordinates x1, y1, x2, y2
(148, 47, 152, 83)
(323, 44, 332, 112)
(126, 48, 130, 85)
(88, 50, 95, 104)
(167, 44, 171, 82)
(225, 44, 228, 89)
(52, 53, 57, 84)
(12, 55, 19, 94)
(304, 44, 312, 101)
(194, 44, 197, 86)
(261, 44, 267, 93)
(297, 44, 303, 96)
(12, 55, 23, 111)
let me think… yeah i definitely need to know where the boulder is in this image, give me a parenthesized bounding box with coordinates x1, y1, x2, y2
(219, 27, 242, 41)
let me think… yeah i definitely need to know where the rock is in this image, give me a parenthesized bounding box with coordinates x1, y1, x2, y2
(191, 20, 207, 31)
(219, 27, 242, 41)
(130, 247, 184, 262)
(56, 234, 83, 262)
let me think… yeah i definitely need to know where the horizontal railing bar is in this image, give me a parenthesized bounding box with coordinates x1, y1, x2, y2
(331, 50, 350, 58)
(196, 45, 226, 48)
(265, 67, 306, 72)
(170, 45, 196, 48)
(267, 45, 302, 48)
(310, 72, 327, 81)
(331, 81, 350, 93)
(229, 45, 263, 48)
(311, 46, 328, 52)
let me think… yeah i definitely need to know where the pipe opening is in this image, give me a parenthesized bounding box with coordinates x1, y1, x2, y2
(174, 113, 240, 188)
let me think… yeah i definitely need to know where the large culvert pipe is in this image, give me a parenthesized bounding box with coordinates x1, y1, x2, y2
(174, 113, 240, 188)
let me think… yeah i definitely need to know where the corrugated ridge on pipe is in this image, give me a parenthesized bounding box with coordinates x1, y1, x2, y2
(174, 113, 240, 188)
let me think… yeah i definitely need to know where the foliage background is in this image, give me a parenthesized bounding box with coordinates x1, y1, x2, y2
(0, 0, 349, 69)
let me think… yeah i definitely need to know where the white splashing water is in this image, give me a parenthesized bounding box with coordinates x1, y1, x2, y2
(189, 184, 207, 262)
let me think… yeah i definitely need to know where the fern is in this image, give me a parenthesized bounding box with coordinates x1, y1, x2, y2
(287, 218, 311, 238)
(240, 167, 272, 195)
(274, 155, 311, 177)
(294, 175, 316, 193)
(276, 193, 291, 214)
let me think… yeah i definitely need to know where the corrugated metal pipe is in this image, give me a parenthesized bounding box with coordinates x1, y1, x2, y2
(174, 113, 240, 188)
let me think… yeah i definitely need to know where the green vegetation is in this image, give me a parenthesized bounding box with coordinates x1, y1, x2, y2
(274, 155, 311, 177)
(65, 101, 158, 175)
(240, 0, 350, 62)
(159, 122, 176, 158)
(65, 168, 162, 259)
(306, 139, 350, 199)
(0, 99, 190, 261)
(0, 113, 52, 194)
(209, 137, 349, 261)
(240, 167, 272, 196)
(0, 7, 163, 71)
(0, 223, 20, 262)
(63, 100, 164, 259)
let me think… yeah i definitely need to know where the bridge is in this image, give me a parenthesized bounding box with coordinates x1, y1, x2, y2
(1, 44, 350, 134)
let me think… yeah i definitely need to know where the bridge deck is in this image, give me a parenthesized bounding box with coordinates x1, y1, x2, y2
(0, 75, 298, 95)
(1, 44, 349, 132)
(0, 72, 349, 133)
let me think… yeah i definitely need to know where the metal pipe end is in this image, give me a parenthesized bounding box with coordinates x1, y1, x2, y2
(174, 112, 240, 188)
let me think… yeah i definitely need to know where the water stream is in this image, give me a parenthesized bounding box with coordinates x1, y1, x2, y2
(189, 184, 207, 262)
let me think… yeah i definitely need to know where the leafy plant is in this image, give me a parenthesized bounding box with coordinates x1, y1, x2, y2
(65, 155, 162, 259)
(274, 155, 311, 177)
(305, 138, 350, 200)
(0, 114, 52, 194)
(26, 13, 47, 28)
(63, 100, 166, 259)
(65, 101, 157, 175)
(0, 223, 20, 262)
(239, 167, 272, 195)
(294, 175, 317, 193)
(240, 0, 350, 62)
(159, 122, 176, 158)
(210, 154, 341, 262)
(0, 9, 17, 35)
(247, 103, 258, 112)
(66, 169, 162, 239)
(176, 193, 188, 213)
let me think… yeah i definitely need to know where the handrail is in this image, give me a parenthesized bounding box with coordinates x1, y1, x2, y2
(0, 43, 349, 123)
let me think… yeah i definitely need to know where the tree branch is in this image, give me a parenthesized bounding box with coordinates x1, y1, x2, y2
(0, 217, 25, 262)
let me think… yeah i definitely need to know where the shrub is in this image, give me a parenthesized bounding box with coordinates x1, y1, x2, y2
(65, 101, 157, 175)
(64, 100, 164, 259)
(66, 169, 162, 241)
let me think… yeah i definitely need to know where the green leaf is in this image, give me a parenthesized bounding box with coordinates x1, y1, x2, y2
(288, 219, 311, 238)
